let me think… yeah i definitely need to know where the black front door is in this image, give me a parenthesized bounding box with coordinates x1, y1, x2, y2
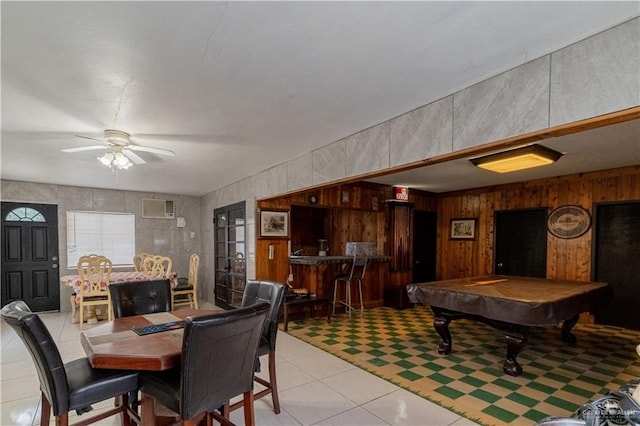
(494, 209, 547, 277)
(1, 202, 60, 311)
(593, 202, 640, 329)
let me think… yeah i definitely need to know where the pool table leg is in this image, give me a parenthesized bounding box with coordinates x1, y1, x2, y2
(561, 314, 579, 344)
(433, 315, 453, 355)
(504, 333, 527, 377)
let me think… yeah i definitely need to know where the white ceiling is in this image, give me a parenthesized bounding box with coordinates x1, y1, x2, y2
(2, 2, 639, 197)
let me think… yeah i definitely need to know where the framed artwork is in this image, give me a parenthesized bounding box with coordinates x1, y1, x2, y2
(450, 218, 477, 240)
(259, 210, 289, 238)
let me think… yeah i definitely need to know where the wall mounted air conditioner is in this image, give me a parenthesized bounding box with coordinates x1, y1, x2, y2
(142, 199, 175, 219)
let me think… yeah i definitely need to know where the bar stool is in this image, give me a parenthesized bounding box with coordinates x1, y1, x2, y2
(332, 254, 368, 318)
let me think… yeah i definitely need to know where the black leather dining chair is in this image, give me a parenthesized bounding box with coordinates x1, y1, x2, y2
(109, 279, 172, 318)
(230, 280, 288, 415)
(0, 300, 139, 426)
(138, 302, 270, 426)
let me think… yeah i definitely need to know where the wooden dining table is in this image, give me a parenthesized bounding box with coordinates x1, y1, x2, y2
(80, 308, 223, 371)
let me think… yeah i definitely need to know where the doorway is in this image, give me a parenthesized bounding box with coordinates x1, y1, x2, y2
(494, 208, 547, 277)
(593, 202, 640, 329)
(1, 202, 60, 311)
(214, 201, 246, 309)
(413, 210, 437, 283)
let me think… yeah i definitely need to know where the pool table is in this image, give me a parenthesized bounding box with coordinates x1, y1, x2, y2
(406, 276, 611, 376)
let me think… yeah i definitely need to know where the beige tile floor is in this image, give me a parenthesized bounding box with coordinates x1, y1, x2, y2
(0, 302, 479, 426)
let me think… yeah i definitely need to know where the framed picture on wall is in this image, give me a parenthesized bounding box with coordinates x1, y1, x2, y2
(259, 210, 289, 238)
(450, 218, 477, 240)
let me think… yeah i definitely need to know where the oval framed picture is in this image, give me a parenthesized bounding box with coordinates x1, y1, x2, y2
(547, 205, 591, 239)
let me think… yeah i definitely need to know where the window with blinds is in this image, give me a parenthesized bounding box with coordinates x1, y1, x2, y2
(66, 211, 135, 268)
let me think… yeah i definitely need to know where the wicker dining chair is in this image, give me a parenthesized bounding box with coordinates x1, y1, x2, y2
(141, 255, 172, 280)
(77, 254, 112, 329)
(172, 253, 199, 310)
(70, 253, 99, 322)
(132, 253, 154, 272)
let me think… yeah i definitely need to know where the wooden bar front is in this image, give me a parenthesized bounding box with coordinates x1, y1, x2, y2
(289, 256, 389, 308)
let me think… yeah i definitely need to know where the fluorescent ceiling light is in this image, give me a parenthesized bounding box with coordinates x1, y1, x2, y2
(470, 144, 563, 173)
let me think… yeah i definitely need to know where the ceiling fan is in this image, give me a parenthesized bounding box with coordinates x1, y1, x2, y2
(62, 129, 176, 170)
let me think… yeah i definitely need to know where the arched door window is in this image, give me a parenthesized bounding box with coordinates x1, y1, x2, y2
(4, 207, 46, 222)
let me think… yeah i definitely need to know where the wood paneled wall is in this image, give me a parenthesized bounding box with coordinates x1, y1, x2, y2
(256, 166, 639, 292)
(436, 165, 640, 281)
(325, 209, 382, 256)
(256, 182, 437, 285)
(256, 239, 291, 283)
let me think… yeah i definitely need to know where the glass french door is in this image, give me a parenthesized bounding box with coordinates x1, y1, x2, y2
(214, 201, 246, 309)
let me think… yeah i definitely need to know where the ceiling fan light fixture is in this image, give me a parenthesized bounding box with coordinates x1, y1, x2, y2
(470, 144, 563, 173)
(98, 150, 133, 170)
(98, 152, 114, 166)
(114, 152, 132, 169)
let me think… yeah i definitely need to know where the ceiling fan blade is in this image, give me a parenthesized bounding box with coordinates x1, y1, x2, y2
(129, 145, 176, 157)
(61, 145, 108, 153)
(122, 149, 146, 165)
(75, 134, 105, 143)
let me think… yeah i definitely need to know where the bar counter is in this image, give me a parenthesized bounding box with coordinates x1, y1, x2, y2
(288, 255, 391, 265)
(288, 255, 390, 308)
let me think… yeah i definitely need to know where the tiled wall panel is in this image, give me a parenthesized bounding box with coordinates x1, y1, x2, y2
(550, 18, 640, 126)
(313, 139, 346, 184)
(389, 96, 453, 167)
(453, 56, 550, 151)
(287, 153, 314, 191)
(345, 122, 390, 177)
(251, 163, 288, 199)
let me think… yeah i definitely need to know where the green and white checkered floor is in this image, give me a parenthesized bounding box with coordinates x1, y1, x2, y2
(286, 305, 640, 425)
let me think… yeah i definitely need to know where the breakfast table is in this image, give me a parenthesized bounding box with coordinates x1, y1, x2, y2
(61, 271, 179, 324)
(80, 308, 221, 370)
(81, 308, 225, 424)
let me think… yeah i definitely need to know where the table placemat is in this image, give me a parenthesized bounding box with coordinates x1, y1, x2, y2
(88, 330, 138, 345)
(142, 312, 181, 324)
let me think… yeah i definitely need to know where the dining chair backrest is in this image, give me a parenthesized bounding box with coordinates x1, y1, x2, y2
(109, 279, 172, 319)
(171, 253, 199, 309)
(179, 302, 269, 419)
(188, 253, 199, 287)
(141, 255, 172, 279)
(0, 300, 68, 414)
(78, 254, 112, 297)
(342, 253, 368, 281)
(229, 280, 288, 415)
(132, 253, 153, 272)
(240, 280, 288, 354)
